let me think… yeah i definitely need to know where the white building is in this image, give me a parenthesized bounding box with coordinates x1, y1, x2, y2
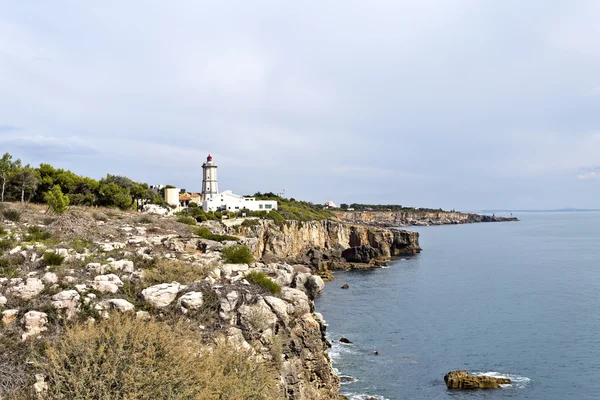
(199, 154, 278, 213)
(203, 190, 278, 212)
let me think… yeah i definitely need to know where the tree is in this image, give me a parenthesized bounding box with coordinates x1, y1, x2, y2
(340, 203, 349, 210)
(13, 164, 40, 203)
(44, 185, 70, 214)
(0, 152, 19, 203)
(98, 182, 132, 210)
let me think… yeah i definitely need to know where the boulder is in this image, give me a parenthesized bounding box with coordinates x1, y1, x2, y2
(341, 245, 380, 263)
(98, 299, 135, 314)
(51, 290, 81, 318)
(304, 275, 325, 300)
(0, 295, 7, 306)
(141, 283, 182, 308)
(341, 283, 350, 289)
(108, 259, 134, 273)
(2, 309, 19, 325)
(238, 297, 277, 332)
(339, 337, 352, 344)
(41, 272, 58, 285)
(219, 290, 239, 323)
(178, 291, 204, 311)
(8, 278, 44, 300)
(444, 371, 511, 389)
(91, 274, 123, 293)
(21, 311, 48, 340)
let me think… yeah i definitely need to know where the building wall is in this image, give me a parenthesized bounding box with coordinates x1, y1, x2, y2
(164, 188, 180, 206)
(203, 191, 277, 212)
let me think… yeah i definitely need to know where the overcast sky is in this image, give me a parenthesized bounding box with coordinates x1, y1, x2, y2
(1, 1, 599, 210)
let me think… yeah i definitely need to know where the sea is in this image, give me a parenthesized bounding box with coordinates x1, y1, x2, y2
(315, 212, 600, 400)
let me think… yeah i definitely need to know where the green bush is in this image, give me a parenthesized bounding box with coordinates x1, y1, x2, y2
(0, 256, 21, 278)
(141, 260, 210, 286)
(177, 216, 197, 226)
(0, 237, 16, 251)
(44, 185, 70, 214)
(241, 219, 261, 228)
(41, 252, 65, 267)
(245, 271, 281, 294)
(193, 227, 238, 243)
(138, 216, 153, 224)
(222, 245, 253, 264)
(39, 315, 279, 400)
(1, 209, 21, 222)
(0, 225, 6, 236)
(265, 210, 285, 223)
(26, 226, 52, 242)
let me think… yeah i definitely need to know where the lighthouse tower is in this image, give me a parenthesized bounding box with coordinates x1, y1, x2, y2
(202, 154, 219, 199)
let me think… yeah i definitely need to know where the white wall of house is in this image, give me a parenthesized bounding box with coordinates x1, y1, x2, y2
(164, 188, 180, 207)
(203, 190, 278, 212)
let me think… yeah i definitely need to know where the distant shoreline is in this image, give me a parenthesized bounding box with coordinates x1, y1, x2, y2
(480, 209, 600, 213)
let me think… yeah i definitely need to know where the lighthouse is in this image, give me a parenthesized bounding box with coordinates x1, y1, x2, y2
(202, 154, 218, 199)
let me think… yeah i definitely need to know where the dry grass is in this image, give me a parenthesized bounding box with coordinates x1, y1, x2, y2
(38, 315, 280, 400)
(142, 259, 211, 286)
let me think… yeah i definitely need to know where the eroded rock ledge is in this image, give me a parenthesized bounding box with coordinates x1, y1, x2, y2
(240, 220, 421, 277)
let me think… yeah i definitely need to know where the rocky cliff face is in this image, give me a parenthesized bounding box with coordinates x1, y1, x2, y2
(244, 220, 420, 260)
(332, 211, 518, 227)
(0, 204, 340, 399)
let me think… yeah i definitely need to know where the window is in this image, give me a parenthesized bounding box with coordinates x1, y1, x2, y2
(265, 204, 272, 209)
(235, 207, 239, 210)
(259, 204, 263, 209)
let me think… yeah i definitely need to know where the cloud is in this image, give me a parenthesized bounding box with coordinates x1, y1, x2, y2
(577, 168, 600, 180)
(0, 134, 98, 157)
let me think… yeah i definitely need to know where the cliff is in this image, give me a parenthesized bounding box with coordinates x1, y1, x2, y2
(0, 204, 341, 399)
(239, 220, 421, 276)
(332, 210, 518, 227)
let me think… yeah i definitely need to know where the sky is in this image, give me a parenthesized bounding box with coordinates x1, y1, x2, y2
(1, 1, 600, 211)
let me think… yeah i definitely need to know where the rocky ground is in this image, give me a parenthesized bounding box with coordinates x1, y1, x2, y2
(0, 203, 342, 399)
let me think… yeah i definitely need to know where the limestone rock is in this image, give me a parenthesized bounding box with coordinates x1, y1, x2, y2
(221, 263, 249, 277)
(444, 370, 511, 389)
(304, 275, 325, 300)
(2, 309, 19, 325)
(0, 295, 7, 306)
(341, 245, 380, 263)
(264, 295, 290, 326)
(141, 283, 182, 307)
(8, 278, 44, 300)
(238, 297, 277, 332)
(219, 290, 239, 323)
(97, 299, 135, 313)
(33, 374, 48, 395)
(341, 283, 349, 289)
(51, 290, 81, 318)
(21, 311, 48, 340)
(108, 259, 134, 273)
(280, 287, 311, 317)
(178, 291, 203, 311)
(41, 272, 58, 285)
(91, 274, 123, 293)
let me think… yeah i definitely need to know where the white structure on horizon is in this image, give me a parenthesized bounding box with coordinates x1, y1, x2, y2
(324, 200, 337, 208)
(200, 154, 278, 213)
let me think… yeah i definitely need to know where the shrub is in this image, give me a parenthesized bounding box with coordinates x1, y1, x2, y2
(138, 216, 153, 224)
(70, 239, 91, 253)
(40, 252, 65, 267)
(0, 225, 6, 236)
(92, 212, 108, 222)
(241, 219, 261, 228)
(26, 226, 52, 242)
(39, 315, 278, 399)
(1, 209, 20, 222)
(265, 210, 285, 223)
(0, 237, 16, 252)
(193, 227, 237, 243)
(142, 260, 210, 286)
(245, 271, 281, 294)
(0, 256, 21, 278)
(44, 185, 70, 214)
(222, 245, 253, 264)
(176, 216, 197, 226)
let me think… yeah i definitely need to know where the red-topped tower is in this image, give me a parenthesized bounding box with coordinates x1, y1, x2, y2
(201, 154, 218, 198)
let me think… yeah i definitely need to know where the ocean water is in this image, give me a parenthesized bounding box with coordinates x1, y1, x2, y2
(315, 212, 600, 400)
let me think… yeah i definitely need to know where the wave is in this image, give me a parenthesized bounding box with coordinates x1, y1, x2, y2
(472, 371, 531, 389)
(339, 375, 359, 385)
(342, 393, 390, 400)
(328, 340, 357, 363)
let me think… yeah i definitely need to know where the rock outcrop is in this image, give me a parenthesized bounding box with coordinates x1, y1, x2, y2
(244, 220, 420, 273)
(444, 371, 511, 389)
(333, 210, 518, 227)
